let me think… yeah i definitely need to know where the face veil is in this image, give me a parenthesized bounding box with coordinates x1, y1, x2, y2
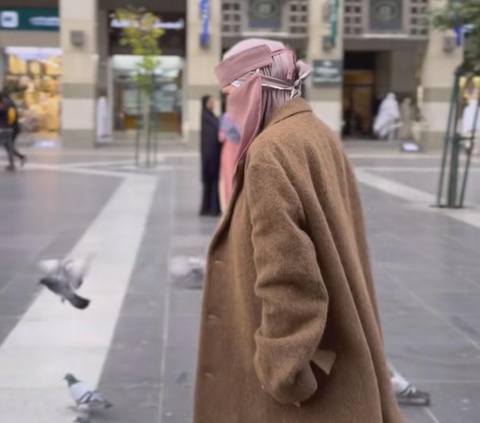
(215, 40, 312, 168)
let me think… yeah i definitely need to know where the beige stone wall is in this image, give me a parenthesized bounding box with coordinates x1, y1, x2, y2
(0, 31, 59, 48)
(307, 0, 344, 135)
(185, 0, 221, 143)
(391, 50, 417, 96)
(60, 0, 98, 148)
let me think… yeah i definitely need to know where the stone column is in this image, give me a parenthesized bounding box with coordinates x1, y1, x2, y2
(60, 0, 98, 148)
(185, 0, 222, 145)
(421, 0, 463, 150)
(307, 0, 344, 135)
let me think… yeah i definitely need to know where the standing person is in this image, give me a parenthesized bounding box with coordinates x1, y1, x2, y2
(374, 92, 400, 140)
(6, 94, 27, 166)
(194, 39, 404, 423)
(200, 95, 222, 216)
(462, 91, 480, 139)
(219, 111, 241, 206)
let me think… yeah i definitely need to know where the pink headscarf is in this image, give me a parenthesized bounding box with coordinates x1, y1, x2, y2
(215, 39, 312, 167)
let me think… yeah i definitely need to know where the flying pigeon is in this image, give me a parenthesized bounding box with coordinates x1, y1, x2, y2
(38, 257, 92, 310)
(64, 373, 112, 411)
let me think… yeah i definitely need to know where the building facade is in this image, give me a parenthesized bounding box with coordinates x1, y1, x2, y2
(0, 0, 462, 149)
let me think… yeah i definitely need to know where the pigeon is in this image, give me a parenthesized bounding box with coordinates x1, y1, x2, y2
(39, 256, 92, 289)
(38, 257, 92, 310)
(170, 256, 206, 290)
(170, 256, 206, 278)
(65, 373, 112, 411)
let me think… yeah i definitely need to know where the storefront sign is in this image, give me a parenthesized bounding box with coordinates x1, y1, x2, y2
(200, 0, 210, 48)
(0, 9, 59, 32)
(249, 0, 282, 29)
(110, 18, 185, 31)
(370, 0, 403, 32)
(312, 60, 343, 86)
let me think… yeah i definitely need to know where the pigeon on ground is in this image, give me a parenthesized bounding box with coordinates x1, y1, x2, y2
(38, 257, 92, 310)
(65, 373, 112, 411)
(170, 256, 205, 278)
(170, 256, 206, 290)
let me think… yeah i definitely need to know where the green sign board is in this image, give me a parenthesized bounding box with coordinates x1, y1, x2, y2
(0, 9, 59, 32)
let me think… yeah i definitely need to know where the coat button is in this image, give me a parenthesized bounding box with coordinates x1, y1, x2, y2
(204, 372, 214, 378)
(214, 260, 223, 265)
(207, 313, 218, 320)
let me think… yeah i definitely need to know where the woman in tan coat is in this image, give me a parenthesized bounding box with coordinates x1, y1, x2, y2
(194, 39, 404, 423)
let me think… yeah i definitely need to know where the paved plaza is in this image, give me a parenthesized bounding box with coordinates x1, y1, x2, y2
(1, 145, 480, 423)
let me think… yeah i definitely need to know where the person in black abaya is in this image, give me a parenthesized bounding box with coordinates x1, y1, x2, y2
(200, 95, 222, 216)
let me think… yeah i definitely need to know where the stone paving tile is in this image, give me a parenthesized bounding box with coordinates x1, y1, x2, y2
(99, 385, 161, 423)
(0, 168, 120, 346)
(3, 150, 480, 423)
(415, 382, 480, 423)
(401, 408, 441, 423)
(414, 292, 480, 316)
(386, 342, 480, 383)
(382, 313, 470, 346)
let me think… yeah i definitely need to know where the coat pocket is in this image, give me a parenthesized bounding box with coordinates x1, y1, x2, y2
(311, 349, 336, 376)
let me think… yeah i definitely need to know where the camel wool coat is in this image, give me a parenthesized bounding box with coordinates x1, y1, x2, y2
(194, 98, 404, 423)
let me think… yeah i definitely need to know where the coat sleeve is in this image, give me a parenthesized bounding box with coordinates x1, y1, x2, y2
(245, 161, 329, 405)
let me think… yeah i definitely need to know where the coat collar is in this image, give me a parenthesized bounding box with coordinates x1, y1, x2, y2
(265, 98, 312, 130)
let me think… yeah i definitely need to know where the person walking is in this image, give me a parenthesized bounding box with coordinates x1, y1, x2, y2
(4, 94, 27, 167)
(0, 93, 16, 171)
(199, 95, 222, 216)
(374, 92, 400, 140)
(219, 111, 241, 207)
(194, 39, 404, 423)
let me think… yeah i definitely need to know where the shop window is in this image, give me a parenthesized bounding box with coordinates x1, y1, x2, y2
(4, 47, 62, 140)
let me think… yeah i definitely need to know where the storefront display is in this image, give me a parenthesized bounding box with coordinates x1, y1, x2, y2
(111, 55, 183, 134)
(3, 47, 62, 139)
